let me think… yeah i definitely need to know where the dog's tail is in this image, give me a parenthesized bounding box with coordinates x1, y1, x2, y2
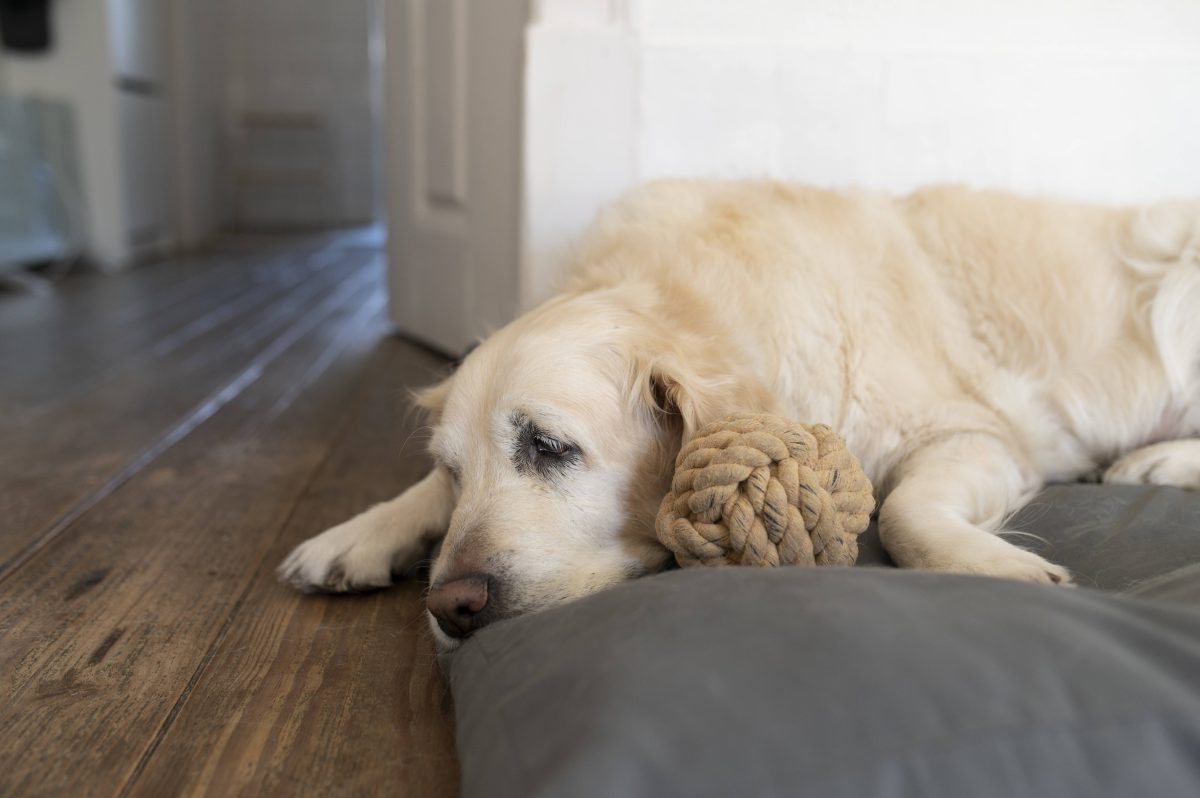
(1119, 200, 1200, 398)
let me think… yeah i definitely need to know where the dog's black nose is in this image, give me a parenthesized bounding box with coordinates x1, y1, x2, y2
(427, 574, 494, 638)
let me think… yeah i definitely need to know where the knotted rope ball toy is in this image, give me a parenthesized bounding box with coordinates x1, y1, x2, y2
(655, 414, 875, 568)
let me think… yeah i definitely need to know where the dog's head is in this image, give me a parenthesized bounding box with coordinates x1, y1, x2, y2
(421, 285, 775, 648)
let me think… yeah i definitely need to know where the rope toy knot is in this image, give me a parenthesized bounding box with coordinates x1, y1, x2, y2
(655, 413, 875, 567)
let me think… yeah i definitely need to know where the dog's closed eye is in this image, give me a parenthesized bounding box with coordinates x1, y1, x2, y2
(511, 413, 581, 478)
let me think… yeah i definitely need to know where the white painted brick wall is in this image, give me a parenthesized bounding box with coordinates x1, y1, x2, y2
(630, 0, 1200, 202)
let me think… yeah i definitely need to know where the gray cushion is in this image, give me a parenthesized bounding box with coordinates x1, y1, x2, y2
(447, 484, 1200, 798)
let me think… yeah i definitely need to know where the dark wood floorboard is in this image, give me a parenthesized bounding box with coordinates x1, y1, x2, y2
(0, 235, 338, 404)
(0, 246, 377, 568)
(128, 342, 457, 798)
(0, 234, 458, 797)
(1, 250, 327, 406)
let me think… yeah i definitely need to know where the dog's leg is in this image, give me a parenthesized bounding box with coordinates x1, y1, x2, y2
(279, 467, 455, 593)
(878, 434, 1072, 584)
(1103, 440, 1200, 490)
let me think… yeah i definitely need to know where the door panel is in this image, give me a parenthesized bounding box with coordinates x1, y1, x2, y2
(385, 0, 527, 355)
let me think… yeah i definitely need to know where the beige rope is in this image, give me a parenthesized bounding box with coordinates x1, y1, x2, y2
(655, 414, 875, 567)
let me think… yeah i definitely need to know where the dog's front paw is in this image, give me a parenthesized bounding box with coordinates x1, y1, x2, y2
(278, 517, 403, 594)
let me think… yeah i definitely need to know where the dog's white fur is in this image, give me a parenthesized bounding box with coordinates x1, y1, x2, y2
(281, 180, 1200, 649)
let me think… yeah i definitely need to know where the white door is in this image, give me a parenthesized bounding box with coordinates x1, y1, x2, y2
(384, 0, 528, 355)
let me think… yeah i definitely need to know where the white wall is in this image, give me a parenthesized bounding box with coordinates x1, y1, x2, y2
(1, 0, 128, 268)
(523, 0, 637, 307)
(632, 0, 1200, 199)
(523, 0, 1200, 305)
(169, 0, 226, 248)
(168, 0, 377, 242)
(224, 0, 379, 228)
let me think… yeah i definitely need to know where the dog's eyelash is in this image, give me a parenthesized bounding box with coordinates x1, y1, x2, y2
(533, 434, 570, 456)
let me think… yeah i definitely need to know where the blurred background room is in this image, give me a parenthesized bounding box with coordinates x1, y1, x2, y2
(3, 1, 1197, 342)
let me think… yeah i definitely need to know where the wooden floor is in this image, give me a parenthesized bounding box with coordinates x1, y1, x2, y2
(0, 232, 460, 797)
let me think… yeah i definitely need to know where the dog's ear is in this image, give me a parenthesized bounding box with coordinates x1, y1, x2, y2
(411, 377, 452, 424)
(639, 352, 776, 444)
(412, 339, 480, 424)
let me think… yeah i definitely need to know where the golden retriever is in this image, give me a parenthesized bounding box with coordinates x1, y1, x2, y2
(280, 180, 1200, 650)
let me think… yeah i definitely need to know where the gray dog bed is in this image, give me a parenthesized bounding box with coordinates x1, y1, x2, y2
(445, 484, 1200, 798)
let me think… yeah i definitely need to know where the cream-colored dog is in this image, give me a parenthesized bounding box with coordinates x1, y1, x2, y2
(281, 181, 1200, 650)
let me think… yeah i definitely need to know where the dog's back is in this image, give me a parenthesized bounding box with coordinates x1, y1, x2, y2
(566, 179, 1199, 483)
